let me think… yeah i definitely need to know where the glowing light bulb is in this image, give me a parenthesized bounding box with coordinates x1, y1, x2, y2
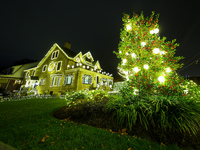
(153, 48, 160, 54)
(154, 28, 159, 34)
(143, 64, 149, 69)
(160, 51, 165, 55)
(141, 42, 146, 47)
(131, 53, 136, 58)
(126, 24, 132, 31)
(150, 30, 154, 34)
(122, 59, 127, 65)
(166, 67, 171, 73)
(133, 67, 140, 73)
(158, 76, 165, 83)
(119, 51, 122, 53)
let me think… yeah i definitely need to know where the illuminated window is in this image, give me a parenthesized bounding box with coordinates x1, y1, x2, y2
(51, 76, 62, 86)
(64, 74, 73, 85)
(57, 76, 61, 86)
(39, 79, 46, 86)
(42, 65, 47, 72)
(51, 50, 59, 59)
(82, 74, 92, 84)
(51, 76, 56, 86)
(102, 78, 108, 86)
(57, 61, 62, 71)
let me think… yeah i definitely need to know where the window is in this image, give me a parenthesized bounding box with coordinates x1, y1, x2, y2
(51, 76, 56, 86)
(39, 79, 46, 86)
(64, 74, 73, 85)
(57, 76, 61, 86)
(57, 61, 62, 71)
(109, 79, 113, 86)
(32, 70, 36, 76)
(51, 76, 62, 86)
(102, 78, 108, 86)
(42, 65, 47, 72)
(51, 50, 59, 59)
(82, 74, 92, 84)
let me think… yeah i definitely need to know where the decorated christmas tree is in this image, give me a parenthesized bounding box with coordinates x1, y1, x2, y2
(114, 11, 185, 96)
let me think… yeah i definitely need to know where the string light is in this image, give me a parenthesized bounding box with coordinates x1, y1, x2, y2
(158, 76, 165, 83)
(131, 53, 136, 58)
(166, 67, 171, 73)
(126, 24, 132, 31)
(141, 42, 146, 47)
(153, 48, 160, 54)
(133, 67, 140, 73)
(143, 64, 149, 69)
(122, 59, 127, 65)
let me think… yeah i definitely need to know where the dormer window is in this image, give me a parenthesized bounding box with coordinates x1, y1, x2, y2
(52, 50, 59, 59)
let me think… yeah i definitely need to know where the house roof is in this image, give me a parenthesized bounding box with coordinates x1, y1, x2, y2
(0, 62, 38, 79)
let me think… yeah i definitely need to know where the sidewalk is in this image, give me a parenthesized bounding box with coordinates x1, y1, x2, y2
(0, 142, 16, 150)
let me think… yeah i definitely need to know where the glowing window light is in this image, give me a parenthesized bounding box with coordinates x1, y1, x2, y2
(131, 53, 136, 58)
(158, 76, 165, 83)
(166, 67, 171, 73)
(126, 24, 132, 31)
(133, 67, 140, 73)
(143, 64, 149, 69)
(141, 42, 146, 47)
(153, 48, 160, 54)
(122, 59, 127, 65)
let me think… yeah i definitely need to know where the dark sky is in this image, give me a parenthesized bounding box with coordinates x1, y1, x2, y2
(0, 0, 200, 78)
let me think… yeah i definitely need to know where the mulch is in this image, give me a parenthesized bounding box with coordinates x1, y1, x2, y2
(51, 101, 200, 150)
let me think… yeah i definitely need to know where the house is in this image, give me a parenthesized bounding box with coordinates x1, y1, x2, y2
(0, 62, 38, 93)
(23, 42, 114, 96)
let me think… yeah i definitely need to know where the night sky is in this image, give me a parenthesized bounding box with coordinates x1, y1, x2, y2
(0, 0, 200, 78)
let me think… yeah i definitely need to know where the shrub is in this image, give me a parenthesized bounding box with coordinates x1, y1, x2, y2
(65, 89, 108, 106)
(106, 92, 200, 135)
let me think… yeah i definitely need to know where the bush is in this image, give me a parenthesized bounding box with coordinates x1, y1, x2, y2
(65, 89, 108, 106)
(106, 92, 200, 135)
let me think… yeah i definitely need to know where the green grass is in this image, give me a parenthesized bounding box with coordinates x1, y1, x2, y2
(0, 98, 184, 150)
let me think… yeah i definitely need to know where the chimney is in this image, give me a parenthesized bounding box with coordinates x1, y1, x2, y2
(64, 41, 71, 50)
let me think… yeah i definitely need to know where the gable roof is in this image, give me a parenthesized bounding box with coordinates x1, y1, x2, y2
(36, 43, 102, 70)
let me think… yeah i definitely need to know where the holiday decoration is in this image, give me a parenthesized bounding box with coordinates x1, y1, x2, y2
(114, 11, 185, 96)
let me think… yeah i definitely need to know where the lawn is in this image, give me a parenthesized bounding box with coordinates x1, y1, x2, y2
(0, 98, 191, 150)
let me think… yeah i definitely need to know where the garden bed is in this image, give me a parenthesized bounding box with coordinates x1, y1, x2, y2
(52, 98, 200, 150)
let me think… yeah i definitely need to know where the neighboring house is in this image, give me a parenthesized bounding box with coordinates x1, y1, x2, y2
(24, 42, 114, 96)
(0, 62, 38, 92)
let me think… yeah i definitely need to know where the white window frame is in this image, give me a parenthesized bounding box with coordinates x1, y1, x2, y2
(42, 65, 47, 72)
(56, 61, 62, 71)
(82, 74, 92, 84)
(51, 76, 56, 87)
(51, 50, 59, 60)
(57, 76, 61, 86)
(64, 74, 74, 85)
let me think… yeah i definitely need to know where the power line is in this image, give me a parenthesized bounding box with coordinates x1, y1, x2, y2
(178, 57, 200, 72)
(184, 51, 200, 66)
